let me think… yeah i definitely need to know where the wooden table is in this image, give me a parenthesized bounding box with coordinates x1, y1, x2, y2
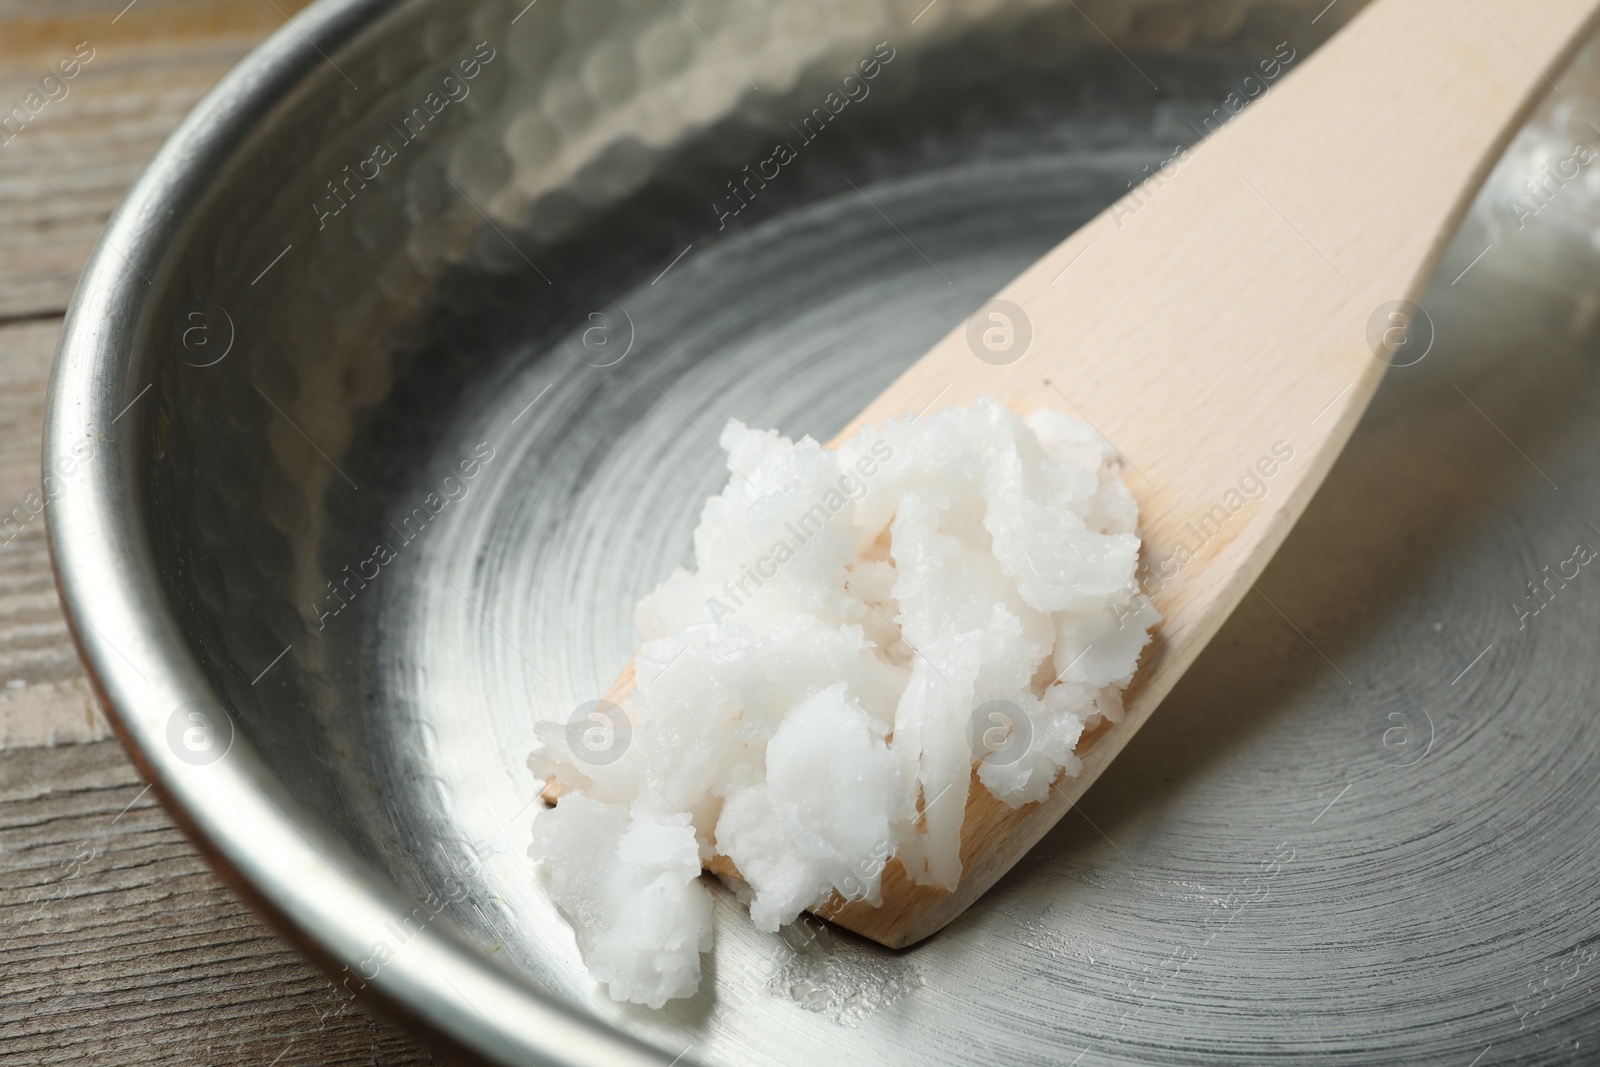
(0, 4, 439, 1062)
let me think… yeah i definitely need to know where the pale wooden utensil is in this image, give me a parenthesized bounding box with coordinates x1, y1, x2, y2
(565, 0, 1600, 949)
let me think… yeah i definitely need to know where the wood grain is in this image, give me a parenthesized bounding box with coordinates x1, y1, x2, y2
(0, 319, 107, 748)
(0, 741, 442, 1066)
(0, 1, 313, 321)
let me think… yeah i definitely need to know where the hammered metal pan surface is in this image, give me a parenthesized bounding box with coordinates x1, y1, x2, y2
(46, 0, 1600, 1062)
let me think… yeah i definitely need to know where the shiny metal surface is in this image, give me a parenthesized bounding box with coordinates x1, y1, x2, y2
(43, 0, 1600, 1063)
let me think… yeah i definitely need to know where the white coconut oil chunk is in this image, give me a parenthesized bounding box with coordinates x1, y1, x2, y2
(528, 395, 1158, 1005)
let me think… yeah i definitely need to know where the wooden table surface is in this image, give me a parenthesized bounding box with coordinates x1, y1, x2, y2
(0, 4, 441, 1063)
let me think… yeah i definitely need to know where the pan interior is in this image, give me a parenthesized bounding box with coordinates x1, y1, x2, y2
(143, 3, 1600, 1063)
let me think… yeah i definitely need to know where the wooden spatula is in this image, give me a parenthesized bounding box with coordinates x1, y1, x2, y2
(566, 0, 1600, 949)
